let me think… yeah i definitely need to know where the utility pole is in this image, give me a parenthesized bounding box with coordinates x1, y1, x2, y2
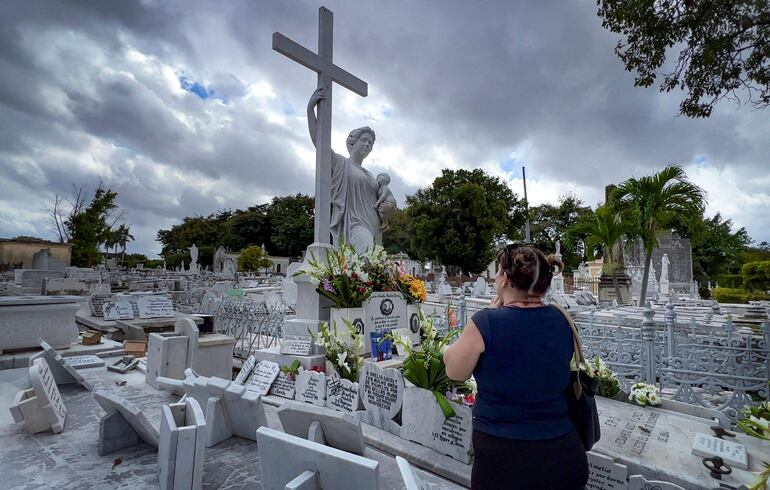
(523, 166, 531, 242)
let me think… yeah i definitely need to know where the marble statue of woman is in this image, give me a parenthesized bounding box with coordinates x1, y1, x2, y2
(307, 88, 397, 253)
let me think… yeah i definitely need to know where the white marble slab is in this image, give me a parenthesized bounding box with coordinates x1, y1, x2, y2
(295, 370, 326, 407)
(244, 360, 280, 396)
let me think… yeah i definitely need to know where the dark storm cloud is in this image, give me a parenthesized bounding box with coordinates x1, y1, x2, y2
(0, 0, 767, 255)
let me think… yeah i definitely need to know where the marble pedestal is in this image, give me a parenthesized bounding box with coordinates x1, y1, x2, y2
(0, 296, 82, 352)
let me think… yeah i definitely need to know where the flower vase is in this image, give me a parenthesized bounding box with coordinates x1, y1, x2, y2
(406, 303, 423, 347)
(329, 307, 366, 355)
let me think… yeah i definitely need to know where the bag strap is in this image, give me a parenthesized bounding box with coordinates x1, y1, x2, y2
(551, 303, 586, 399)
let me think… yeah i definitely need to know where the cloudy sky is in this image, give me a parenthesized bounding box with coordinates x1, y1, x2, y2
(1, 0, 768, 257)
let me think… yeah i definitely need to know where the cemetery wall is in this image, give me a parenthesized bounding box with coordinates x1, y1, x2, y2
(0, 239, 72, 270)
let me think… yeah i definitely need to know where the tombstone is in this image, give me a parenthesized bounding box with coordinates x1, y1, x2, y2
(146, 319, 198, 389)
(63, 354, 105, 369)
(158, 397, 206, 490)
(358, 362, 403, 434)
(257, 427, 379, 490)
(233, 355, 257, 385)
(268, 372, 297, 399)
(88, 286, 114, 317)
(29, 338, 93, 390)
(203, 376, 268, 447)
(691, 433, 748, 469)
(325, 372, 359, 414)
(32, 248, 66, 272)
(627, 475, 685, 490)
(295, 369, 327, 406)
(213, 246, 227, 275)
(14, 268, 65, 290)
(138, 296, 174, 319)
(363, 291, 407, 350)
(102, 301, 134, 320)
(396, 456, 428, 490)
(280, 335, 314, 356)
(277, 401, 365, 455)
(94, 391, 160, 455)
(586, 451, 628, 490)
(282, 262, 301, 306)
(243, 360, 280, 396)
(400, 386, 473, 463)
(43, 277, 88, 295)
(471, 277, 487, 298)
(9, 358, 66, 433)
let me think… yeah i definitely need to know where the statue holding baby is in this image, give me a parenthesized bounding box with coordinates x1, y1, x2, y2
(307, 88, 397, 254)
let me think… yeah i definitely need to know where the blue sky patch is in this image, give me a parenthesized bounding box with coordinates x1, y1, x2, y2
(179, 75, 213, 100)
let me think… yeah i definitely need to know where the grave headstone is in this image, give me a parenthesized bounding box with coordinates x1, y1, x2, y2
(400, 386, 472, 463)
(691, 432, 748, 469)
(279, 335, 314, 356)
(204, 377, 268, 447)
(586, 451, 629, 490)
(145, 332, 191, 389)
(102, 301, 134, 320)
(277, 401, 365, 455)
(268, 372, 296, 399)
(30, 338, 93, 390)
(88, 291, 114, 317)
(244, 360, 280, 396)
(358, 362, 403, 434)
(63, 354, 105, 369)
(325, 372, 359, 414)
(43, 277, 88, 295)
(363, 291, 407, 340)
(256, 427, 379, 490)
(233, 355, 257, 385)
(158, 397, 206, 490)
(93, 391, 160, 455)
(12, 358, 67, 433)
(295, 370, 327, 407)
(138, 296, 174, 319)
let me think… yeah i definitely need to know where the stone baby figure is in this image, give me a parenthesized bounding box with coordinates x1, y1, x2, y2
(374, 172, 395, 231)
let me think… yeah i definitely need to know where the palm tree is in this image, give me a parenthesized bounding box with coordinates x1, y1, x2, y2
(612, 165, 706, 305)
(568, 205, 628, 303)
(116, 224, 134, 266)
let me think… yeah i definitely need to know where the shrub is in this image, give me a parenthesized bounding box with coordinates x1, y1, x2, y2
(741, 260, 770, 292)
(238, 245, 272, 272)
(713, 287, 770, 304)
(714, 274, 743, 289)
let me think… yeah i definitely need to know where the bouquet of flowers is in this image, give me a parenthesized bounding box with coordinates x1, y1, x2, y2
(389, 312, 474, 419)
(737, 401, 770, 441)
(397, 273, 427, 304)
(628, 382, 662, 407)
(306, 242, 373, 308)
(361, 245, 400, 292)
(583, 356, 621, 398)
(311, 320, 362, 383)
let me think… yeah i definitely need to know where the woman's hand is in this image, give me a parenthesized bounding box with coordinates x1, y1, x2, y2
(490, 295, 502, 308)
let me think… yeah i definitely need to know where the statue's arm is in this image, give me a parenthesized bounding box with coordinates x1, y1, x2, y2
(307, 88, 325, 148)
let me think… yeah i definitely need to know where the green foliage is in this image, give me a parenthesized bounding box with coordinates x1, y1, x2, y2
(691, 213, 752, 290)
(598, 0, 770, 118)
(237, 245, 272, 272)
(742, 261, 770, 292)
(312, 321, 362, 382)
(567, 205, 627, 271)
(737, 401, 770, 441)
(406, 169, 526, 274)
(529, 195, 596, 270)
(714, 274, 744, 289)
(68, 187, 120, 267)
(381, 208, 414, 256)
(612, 164, 706, 305)
(712, 287, 770, 304)
(156, 194, 314, 267)
(741, 242, 770, 264)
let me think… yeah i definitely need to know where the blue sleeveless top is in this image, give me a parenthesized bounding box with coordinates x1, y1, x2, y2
(471, 305, 574, 440)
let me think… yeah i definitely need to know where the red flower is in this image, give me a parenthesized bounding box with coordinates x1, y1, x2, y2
(358, 287, 365, 293)
(366, 281, 373, 286)
(351, 272, 358, 280)
(309, 366, 324, 373)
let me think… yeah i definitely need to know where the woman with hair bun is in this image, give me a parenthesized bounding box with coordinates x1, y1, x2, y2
(443, 243, 588, 490)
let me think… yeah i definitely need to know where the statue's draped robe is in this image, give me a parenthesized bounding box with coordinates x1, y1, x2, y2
(330, 152, 383, 253)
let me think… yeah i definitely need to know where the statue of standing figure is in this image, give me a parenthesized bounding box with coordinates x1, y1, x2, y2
(307, 88, 397, 253)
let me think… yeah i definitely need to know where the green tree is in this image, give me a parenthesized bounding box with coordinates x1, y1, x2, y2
(529, 194, 596, 270)
(567, 205, 629, 302)
(382, 208, 414, 256)
(407, 169, 526, 274)
(222, 205, 271, 252)
(691, 213, 751, 293)
(267, 194, 314, 258)
(238, 245, 273, 272)
(598, 0, 770, 118)
(612, 164, 706, 305)
(68, 186, 120, 267)
(156, 213, 230, 268)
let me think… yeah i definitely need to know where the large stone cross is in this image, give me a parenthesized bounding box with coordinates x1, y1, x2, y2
(273, 6, 368, 245)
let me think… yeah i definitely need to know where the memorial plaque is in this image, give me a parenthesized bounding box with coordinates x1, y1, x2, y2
(325, 373, 359, 413)
(279, 335, 313, 356)
(102, 301, 134, 321)
(358, 362, 403, 432)
(268, 372, 296, 399)
(586, 451, 629, 490)
(137, 296, 174, 319)
(88, 293, 113, 317)
(364, 292, 407, 335)
(244, 360, 280, 396)
(64, 355, 105, 369)
(29, 358, 66, 433)
(295, 370, 326, 406)
(691, 433, 749, 470)
(234, 355, 257, 385)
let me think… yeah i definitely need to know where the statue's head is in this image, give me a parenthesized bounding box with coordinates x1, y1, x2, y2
(376, 173, 390, 186)
(346, 126, 376, 157)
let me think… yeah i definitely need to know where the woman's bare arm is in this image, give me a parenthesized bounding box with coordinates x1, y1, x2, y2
(443, 319, 485, 381)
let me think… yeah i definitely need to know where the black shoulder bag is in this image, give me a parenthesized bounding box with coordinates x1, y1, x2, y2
(553, 304, 601, 451)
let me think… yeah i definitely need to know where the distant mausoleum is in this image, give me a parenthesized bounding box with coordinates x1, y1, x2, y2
(0, 237, 71, 272)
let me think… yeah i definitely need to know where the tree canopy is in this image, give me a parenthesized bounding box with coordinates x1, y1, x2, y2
(529, 195, 596, 270)
(598, 0, 770, 117)
(63, 186, 126, 267)
(238, 245, 273, 272)
(406, 169, 526, 274)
